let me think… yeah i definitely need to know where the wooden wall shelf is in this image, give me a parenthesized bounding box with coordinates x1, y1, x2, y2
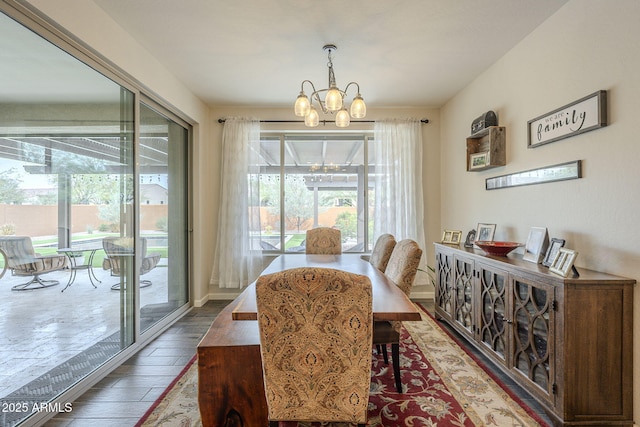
(466, 126, 506, 171)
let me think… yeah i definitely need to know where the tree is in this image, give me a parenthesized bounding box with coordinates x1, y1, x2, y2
(283, 176, 314, 232)
(259, 175, 315, 232)
(334, 211, 357, 239)
(47, 155, 130, 205)
(0, 169, 25, 204)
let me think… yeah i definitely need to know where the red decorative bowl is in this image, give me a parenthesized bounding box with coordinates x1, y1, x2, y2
(475, 241, 522, 256)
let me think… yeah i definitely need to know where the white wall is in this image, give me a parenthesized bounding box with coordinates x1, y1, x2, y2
(207, 106, 441, 300)
(23, 0, 214, 304)
(440, 0, 640, 419)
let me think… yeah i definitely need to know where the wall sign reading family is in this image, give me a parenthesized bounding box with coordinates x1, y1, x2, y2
(527, 90, 607, 148)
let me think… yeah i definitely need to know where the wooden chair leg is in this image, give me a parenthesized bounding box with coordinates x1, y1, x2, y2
(381, 344, 389, 364)
(392, 343, 402, 393)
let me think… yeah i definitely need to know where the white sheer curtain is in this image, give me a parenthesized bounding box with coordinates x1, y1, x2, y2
(373, 118, 426, 252)
(211, 117, 263, 288)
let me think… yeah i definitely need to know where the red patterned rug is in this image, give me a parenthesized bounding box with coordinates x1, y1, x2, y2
(138, 305, 549, 426)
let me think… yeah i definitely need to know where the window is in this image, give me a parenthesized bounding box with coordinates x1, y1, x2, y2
(253, 133, 375, 253)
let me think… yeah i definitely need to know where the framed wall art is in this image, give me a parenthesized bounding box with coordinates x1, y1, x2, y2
(486, 160, 581, 190)
(527, 90, 607, 148)
(523, 226, 549, 263)
(549, 248, 579, 277)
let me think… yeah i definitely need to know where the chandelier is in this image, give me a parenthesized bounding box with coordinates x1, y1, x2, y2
(294, 44, 366, 127)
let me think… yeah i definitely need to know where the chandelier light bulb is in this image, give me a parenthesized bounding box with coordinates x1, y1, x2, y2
(335, 108, 350, 127)
(350, 93, 366, 118)
(325, 86, 343, 111)
(294, 92, 310, 117)
(305, 105, 319, 127)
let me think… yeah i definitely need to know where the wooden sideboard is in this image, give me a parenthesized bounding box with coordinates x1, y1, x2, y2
(434, 243, 634, 426)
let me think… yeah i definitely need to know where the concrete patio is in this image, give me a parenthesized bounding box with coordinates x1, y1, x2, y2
(0, 260, 171, 398)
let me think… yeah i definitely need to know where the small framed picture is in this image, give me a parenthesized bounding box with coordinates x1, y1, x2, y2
(464, 229, 476, 248)
(523, 226, 549, 263)
(441, 229, 462, 245)
(475, 223, 496, 247)
(469, 152, 490, 170)
(549, 248, 578, 277)
(542, 238, 566, 267)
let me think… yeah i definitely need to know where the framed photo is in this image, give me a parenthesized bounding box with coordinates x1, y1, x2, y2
(523, 227, 549, 263)
(441, 229, 462, 245)
(542, 238, 566, 267)
(474, 223, 496, 247)
(549, 248, 578, 277)
(469, 152, 489, 170)
(464, 229, 476, 248)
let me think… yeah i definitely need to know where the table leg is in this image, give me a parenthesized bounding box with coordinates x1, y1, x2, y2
(61, 254, 77, 292)
(86, 250, 101, 287)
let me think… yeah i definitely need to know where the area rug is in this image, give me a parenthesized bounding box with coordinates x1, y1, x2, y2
(137, 305, 549, 426)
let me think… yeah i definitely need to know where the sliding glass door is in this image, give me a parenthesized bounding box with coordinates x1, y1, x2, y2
(0, 7, 191, 426)
(138, 102, 189, 333)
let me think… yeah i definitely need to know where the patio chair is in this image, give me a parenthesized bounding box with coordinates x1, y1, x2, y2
(373, 238, 422, 393)
(102, 236, 161, 290)
(0, 236, 68, 291)
(256, 267, 372, 426)
(305, 227, 342, 254)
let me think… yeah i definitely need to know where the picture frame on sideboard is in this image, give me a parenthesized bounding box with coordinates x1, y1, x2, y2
(523, 226, 549, 263)
(549, 247, 579, 277)
(441, 230, 462, 245)
(542, 238, 566, 267)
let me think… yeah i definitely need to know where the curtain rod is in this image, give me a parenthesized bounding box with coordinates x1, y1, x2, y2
(217, 118, 429, 124)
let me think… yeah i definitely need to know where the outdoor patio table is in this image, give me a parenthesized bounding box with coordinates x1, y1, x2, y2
(57, 243, 103, 291)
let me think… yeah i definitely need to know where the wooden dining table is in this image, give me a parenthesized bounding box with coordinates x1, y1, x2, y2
(197, 253, 421, 427)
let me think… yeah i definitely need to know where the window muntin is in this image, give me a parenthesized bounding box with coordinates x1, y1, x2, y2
(255, 133, 373, 253)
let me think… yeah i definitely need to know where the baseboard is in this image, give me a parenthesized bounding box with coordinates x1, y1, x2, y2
(193, 295, 211, 308)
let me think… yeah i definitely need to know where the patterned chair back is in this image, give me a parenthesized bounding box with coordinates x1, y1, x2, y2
(385, 239, 423, 296)
(256, 267, 372, 423)
(369, 233, 397, 272)
(305, 227, 342, 254)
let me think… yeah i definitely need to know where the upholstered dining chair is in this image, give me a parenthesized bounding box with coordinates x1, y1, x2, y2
(373, 238, 423, 393)
(102, 236, 161, 290)
(256, 267, 373, 426)
(305, 226, 342, 254)
(368, 233, 397, 272)
(0, 236, 68, 291)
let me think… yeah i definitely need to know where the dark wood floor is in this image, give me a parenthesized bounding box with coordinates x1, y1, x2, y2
(44, 299, 552, 426)
(44, 300, 228, 426)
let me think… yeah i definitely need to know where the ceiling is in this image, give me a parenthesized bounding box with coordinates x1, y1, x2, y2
(90, 0, 569, 109)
